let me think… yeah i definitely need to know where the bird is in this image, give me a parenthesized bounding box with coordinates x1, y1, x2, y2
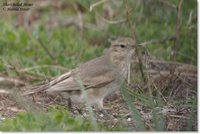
(25, 37, 136, 110)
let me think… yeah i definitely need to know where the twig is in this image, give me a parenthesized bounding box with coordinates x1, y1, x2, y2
(187, 10, 193, 26)
(0, 77, 26, 87)
(89, 0, 108, 12)
(146, 70, 197, 80)
(18, 65, 68, 72)
(139, 36, 176, 47)
(37, 37, 56, 63)
(72, 2, 84, 38)
(124, 0, 146, 83)
(159, 0, 176, 9)
(124, 0, 136, 40)
(172, 0, 183, 60)
(169, 114, 189, 119)
(95, 11, 126, 24)
(5, 62, 49, 80)
(0, 89, 10, 94)
(147, 59, 196, 69)
(127, 62, 131, 84)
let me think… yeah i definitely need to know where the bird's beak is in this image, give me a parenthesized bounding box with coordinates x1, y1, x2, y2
(133, 44, 141, 48)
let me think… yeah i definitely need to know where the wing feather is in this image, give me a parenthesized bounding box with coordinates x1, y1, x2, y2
(25, 53, 117, 94)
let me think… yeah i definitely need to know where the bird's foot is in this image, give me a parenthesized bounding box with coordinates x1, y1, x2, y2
(95, 100, 113, 118)
(97, 106, 113, 118)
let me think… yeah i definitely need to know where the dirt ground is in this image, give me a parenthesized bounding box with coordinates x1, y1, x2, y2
(0, 87, 197, 131)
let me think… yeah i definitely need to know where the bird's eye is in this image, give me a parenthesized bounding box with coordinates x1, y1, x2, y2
(120, 44, 125, 48)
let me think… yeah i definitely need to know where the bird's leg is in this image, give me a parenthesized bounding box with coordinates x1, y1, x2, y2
(67, 98, 72, 110)
(98, 98, 111, 110)
(98, 98, 104, 110)
(97, 99, 113, 118)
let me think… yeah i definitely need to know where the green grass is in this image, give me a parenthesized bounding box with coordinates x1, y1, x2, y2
(0, 106, 98, 131)
(0, 0, 197, 131)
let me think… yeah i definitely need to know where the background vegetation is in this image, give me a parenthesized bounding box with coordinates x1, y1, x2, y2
(0, 0, 197, 131)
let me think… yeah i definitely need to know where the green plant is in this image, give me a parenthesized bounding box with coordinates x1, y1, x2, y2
(0, 105, 102, 131)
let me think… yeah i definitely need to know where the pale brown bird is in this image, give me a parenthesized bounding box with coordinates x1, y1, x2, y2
(26, 37, 136, 110)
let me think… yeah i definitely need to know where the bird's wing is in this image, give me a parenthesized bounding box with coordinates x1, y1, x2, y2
(25, 54, 117, 94)
(45, 55, 116, 92)
(45, 71, 115, 93)
(83, 71, 115, 88)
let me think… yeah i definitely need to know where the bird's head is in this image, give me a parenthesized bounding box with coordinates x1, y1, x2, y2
(109, 37, 136, 64)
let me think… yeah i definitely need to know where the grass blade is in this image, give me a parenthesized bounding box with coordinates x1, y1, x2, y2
(75, 77, 98, 131)
(120, 82, 146, 131)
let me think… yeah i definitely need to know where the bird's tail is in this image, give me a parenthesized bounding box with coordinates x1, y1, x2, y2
(23, 71, 72, 95)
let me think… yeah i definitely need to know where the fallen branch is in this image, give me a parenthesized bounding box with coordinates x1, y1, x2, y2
(89, 0, 108, 12)
(0, 77, 26, 87)
(139, 36, 176, 47)
(147, 59, 197, 74)
(0, 89, 10, 94)
(18, 65, 68, 72)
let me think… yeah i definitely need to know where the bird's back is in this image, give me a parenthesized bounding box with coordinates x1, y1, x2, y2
(26, 51, 118, 94)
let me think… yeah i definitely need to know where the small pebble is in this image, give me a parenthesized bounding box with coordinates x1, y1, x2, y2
(83, 113, 87, 117)
(0, 114, 5, 122)
(73, 110, 79, 114)
(100, 113, 104, 117)
(127, 117, 131, 122)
